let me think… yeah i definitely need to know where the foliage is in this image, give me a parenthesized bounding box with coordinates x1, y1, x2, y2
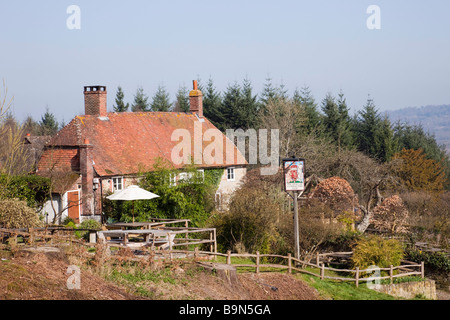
(311, 176, 358, 216)
(353, 97, 396, 162)
(113, 86, 130, 112)
(392, 148, 446, 192)
(371, 195, 409, 234)
(351, 235, 404, 272)
(38, 108, 59, 136)
(75, 219, 102, 240)
(405, 248, 450, 274)
(0, 199, 42, 228)
(103, 159, 222, 227)
(131, 87, 150, 112)
(173, 85, 190, 113)
(150, 84, 171, 112)
(213, 182, 286, 254)
(0, 174, 50, 210)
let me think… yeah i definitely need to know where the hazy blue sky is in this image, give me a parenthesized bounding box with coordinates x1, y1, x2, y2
(1, 0, 449, 124)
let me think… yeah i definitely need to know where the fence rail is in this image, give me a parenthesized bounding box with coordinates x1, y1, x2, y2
(181, 249, 425, 287)
(0, 227, 425, 287)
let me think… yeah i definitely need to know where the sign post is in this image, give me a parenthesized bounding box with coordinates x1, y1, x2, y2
(282, 157, 305, 260)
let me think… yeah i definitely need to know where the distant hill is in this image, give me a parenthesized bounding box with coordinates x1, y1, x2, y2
(385, 105, 450, 155)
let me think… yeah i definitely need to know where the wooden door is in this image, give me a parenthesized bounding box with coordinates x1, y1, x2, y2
(67, 191, 80, 223)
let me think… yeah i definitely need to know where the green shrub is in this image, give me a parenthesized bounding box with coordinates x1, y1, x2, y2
(406, 248, 450, 273)
(75, 219, 101, 240)
(0, 199, 42, 228)
(352, 235, 404, 273)
(0, 174, 50, 210)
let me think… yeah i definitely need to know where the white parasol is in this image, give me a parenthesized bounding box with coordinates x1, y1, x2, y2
(106, 185, 159, 223)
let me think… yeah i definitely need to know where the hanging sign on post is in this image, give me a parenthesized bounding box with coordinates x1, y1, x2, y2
(283, 158, 305, 192)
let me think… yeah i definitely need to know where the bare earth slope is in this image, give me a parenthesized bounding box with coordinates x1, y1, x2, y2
(0, 250, 320, 300)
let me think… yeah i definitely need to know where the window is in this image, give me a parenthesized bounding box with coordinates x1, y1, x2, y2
(169, 173, 176, 187)
(227, 167, 235, 181)
(112, 177, 123, 191)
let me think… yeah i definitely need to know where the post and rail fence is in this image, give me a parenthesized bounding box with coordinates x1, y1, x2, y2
(1, 227, 425, 288)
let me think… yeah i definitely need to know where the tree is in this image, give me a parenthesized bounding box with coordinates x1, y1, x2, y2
(239, 77, 259, 129)
(39, 108, 59, 136)
(336, 91, 354, 149)
(23, 116, 40, 135)
(150, 84, 171, 112)
(259, 98, 304, 158)
(259, 76, 278, 110)
(392, 148, 446, 192)
(131, 87, 150, 112)
(113, 86, 130, 112)
(293, 85, 322, 135)
(354, 96, 395, 162)
(201, 77, 224, 130)
(221, 81, 243, 130)
(173, 85, 190, 112)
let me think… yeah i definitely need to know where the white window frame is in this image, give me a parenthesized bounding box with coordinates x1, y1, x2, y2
(197, 169, 205, 182)
(169, 173, 177, 187)
(112, 176, 123, 192)
(227, 167, 235, 181)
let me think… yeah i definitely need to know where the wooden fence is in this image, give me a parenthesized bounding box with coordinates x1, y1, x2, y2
(173, 249, 425, 288)
(1, 227, 425, 288)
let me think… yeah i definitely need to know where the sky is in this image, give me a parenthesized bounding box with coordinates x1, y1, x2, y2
(1, 0, 450, 124)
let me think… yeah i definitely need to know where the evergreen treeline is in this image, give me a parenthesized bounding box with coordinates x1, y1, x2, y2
(15, 78, 449, 187)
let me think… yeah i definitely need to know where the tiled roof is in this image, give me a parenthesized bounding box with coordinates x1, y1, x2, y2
(40, 112, 247, 176)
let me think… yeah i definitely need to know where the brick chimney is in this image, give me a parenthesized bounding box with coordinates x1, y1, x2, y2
(84, 86, 107, 117)
(189, 80, 203, 117)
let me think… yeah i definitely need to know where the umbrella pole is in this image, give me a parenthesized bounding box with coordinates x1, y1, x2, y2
(132, 201, 135, 223)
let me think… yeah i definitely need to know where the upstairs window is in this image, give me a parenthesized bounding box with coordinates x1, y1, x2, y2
(227, 167, 235, 181)
(112, 177, 123, 191)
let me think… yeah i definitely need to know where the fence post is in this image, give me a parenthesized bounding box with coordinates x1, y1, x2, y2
(355, 267, 359, 288)
(29, 227, 34, 245)
(390, 265, 394, 284)
(316, 253, 320, 267)
(226, 250, 231, 265)
(288, 253, 292, 274)
(320, 263, 325, 280)
(421, 261, 425, 279)
(194, 247, 199, 261)
(256, 251, 260, 274)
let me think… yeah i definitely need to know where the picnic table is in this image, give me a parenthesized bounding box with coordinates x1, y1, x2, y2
(97, 229, 175, 249)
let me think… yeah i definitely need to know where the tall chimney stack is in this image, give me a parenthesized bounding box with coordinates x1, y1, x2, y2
(84, 86, 107, 117)
(189, 80, 203, 117)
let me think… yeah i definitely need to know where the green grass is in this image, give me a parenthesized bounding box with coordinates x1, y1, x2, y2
(298, 274, 397, 300)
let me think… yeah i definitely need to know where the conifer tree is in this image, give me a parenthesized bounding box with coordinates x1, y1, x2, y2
(39, 108, 59, 136)
(131, 87, 150, 112)
(354, 96, 395, 162)
(239, 78, 259, 129)
(113, 86, 130, 112)
(202, 77, 224, 130)
(173, 85, 190, 112)
(221, 81, 243, 130)
(293, 85, 322, 134)
(150, 84, 171, 112)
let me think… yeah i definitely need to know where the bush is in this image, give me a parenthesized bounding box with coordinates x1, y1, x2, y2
(352, 235, 404, 273)
(406, 248, 450, 273)
(75, 219, 101, 240)
(0, 174, 50, 210)
(0, 199, 42, 228)
(213, 184, 286, 254)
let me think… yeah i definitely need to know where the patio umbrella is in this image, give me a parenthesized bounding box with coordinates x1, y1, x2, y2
(106, 185, 159, 223)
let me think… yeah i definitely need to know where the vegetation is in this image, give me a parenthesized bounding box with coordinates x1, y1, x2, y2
(0, 199, 42, 228)
(351, 235, 404, 273)
(103, 160, 223, 227)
